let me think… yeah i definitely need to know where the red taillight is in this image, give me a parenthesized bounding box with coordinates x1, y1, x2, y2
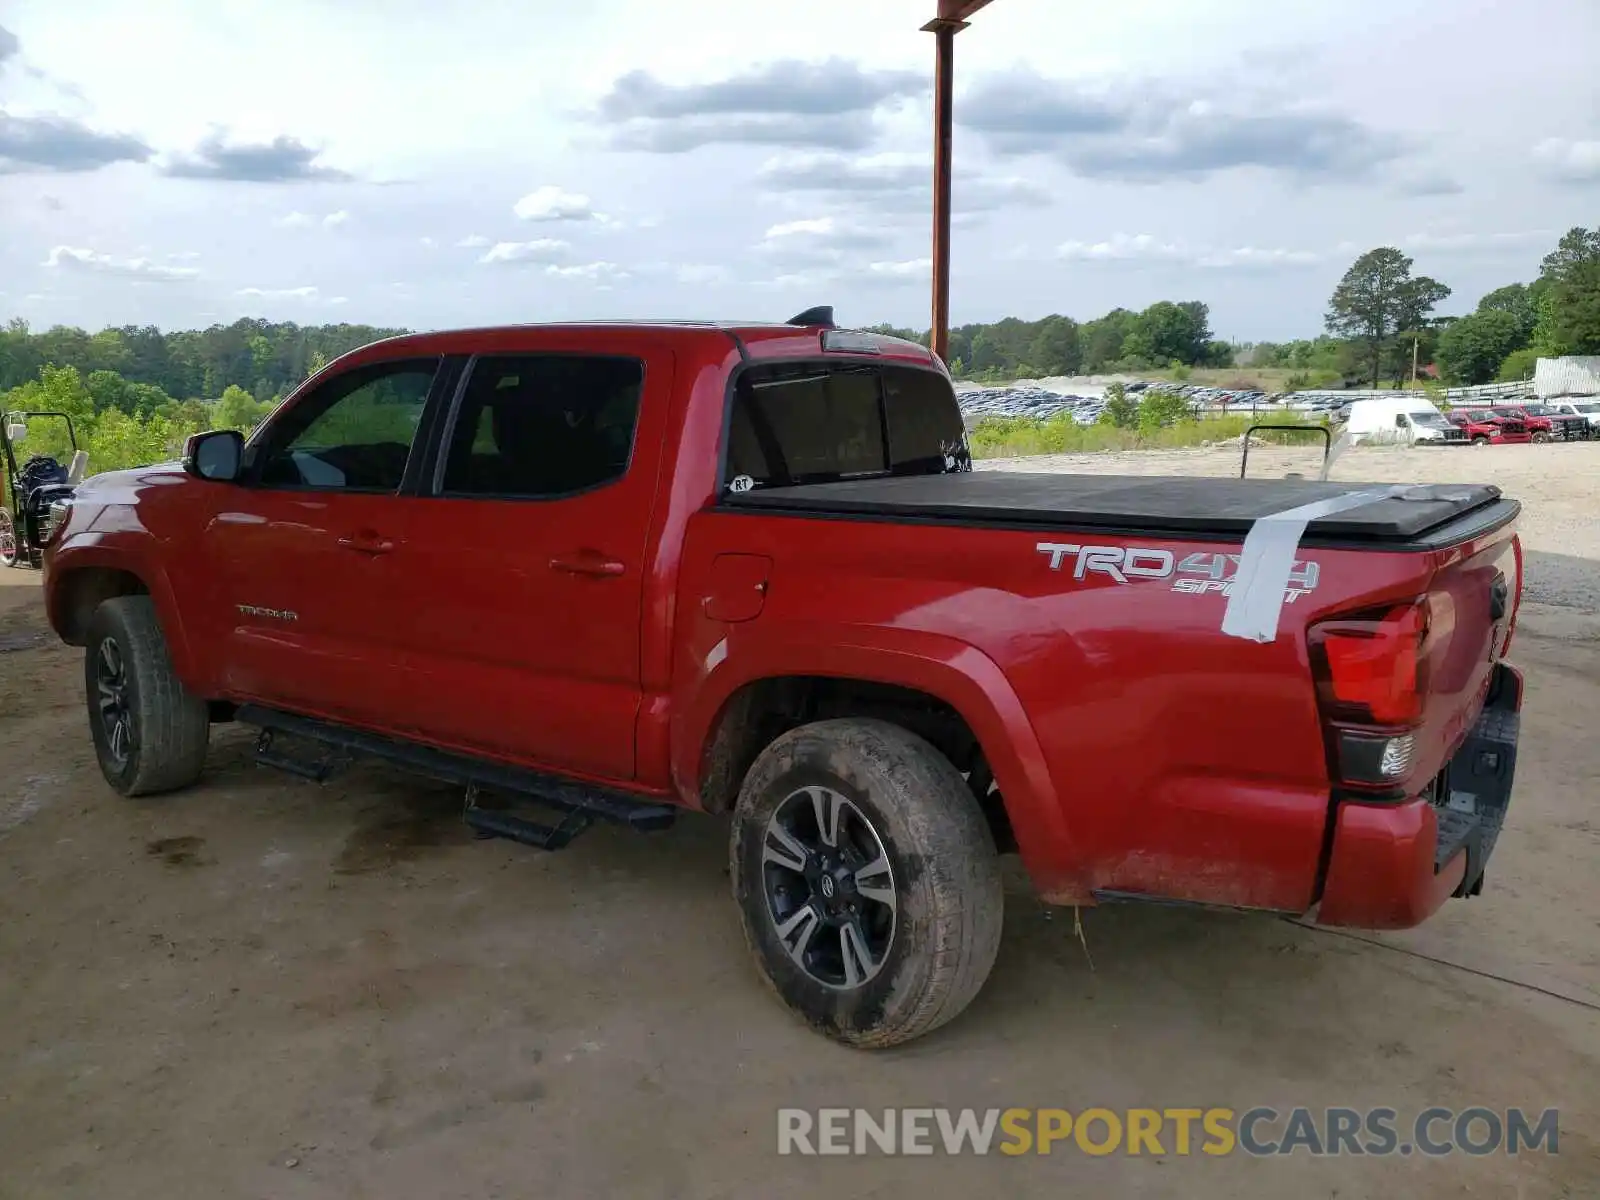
(1316, 602, 1426, 725)
(1310, 596, 1448, 794)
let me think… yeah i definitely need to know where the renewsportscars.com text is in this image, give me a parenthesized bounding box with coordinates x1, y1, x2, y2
(776, 1106, 1560, 1158)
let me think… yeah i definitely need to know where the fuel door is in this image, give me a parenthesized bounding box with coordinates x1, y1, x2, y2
(704, 553, 772, 623)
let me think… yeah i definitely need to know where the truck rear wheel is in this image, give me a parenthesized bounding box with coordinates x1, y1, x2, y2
(0, 511, 19, 568)
(729, 718, 1003, 1048)
(84, 596, 210, 797)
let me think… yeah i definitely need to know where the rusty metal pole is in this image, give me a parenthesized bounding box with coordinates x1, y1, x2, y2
(923, 15, 963, 364)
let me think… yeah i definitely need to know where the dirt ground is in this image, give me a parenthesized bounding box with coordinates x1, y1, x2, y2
(2, 443, 1598, 1199)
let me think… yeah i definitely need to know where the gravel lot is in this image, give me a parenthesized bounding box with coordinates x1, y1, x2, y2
(1, 442, 1597, 1199)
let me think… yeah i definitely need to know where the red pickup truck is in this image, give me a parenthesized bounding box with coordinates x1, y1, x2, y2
(41, 313, 1525, 1047)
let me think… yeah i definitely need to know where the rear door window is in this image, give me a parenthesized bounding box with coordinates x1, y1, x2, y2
(725, 363, 969, 491)
(437, 354, 644, 499)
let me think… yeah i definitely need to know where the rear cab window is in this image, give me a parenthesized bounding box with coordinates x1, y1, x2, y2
(724, 362, 970, 494)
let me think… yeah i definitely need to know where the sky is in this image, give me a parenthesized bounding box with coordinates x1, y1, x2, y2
(1, 0, 1598, 342)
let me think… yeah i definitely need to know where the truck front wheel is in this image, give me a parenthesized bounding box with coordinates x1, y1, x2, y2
(84, 596, 210, 797)
(729, 718, 1004, 1048)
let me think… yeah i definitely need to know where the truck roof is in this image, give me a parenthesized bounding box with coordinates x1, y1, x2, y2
(326, 313, 941, 372)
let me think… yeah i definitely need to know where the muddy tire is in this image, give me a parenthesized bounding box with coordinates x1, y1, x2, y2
(84, 596, 209, 797)
(0, 510, 18, 568)
(729, 718, 1003, 1048)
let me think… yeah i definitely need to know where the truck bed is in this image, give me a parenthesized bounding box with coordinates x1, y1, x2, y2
(723, 471, 1515, 548)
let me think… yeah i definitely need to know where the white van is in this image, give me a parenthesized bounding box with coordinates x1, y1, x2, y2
(1342, 397, 1465, 446)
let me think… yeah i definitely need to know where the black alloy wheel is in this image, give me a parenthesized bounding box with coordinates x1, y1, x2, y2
(762, 784, 897, 989)
(94, 634, 135, 770)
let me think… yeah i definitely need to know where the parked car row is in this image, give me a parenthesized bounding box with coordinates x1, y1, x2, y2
(1341, 397, 1600, 446)
(951, 381, 1600, 443)
(1447, 411, 1533, 445)
(1452, 403, 1597, 443)
(1144, 382, 1272, 409)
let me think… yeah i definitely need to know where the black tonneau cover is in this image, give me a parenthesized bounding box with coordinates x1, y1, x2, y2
(724, 471, 1509, 544)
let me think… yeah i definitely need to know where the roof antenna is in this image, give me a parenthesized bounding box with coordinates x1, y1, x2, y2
(786, 306, 835, 328)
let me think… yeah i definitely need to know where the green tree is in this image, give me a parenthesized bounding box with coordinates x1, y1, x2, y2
(1436, 310, 1525, 385)
(1097, 381, 1138, 429)
(124, 381, 175, 416)
(1131, 300, 1212, 366)
(1533, 226, 1600, 354)
(1028, 316, 1081, 376)
(85, 369, 135, 414)
(1477, 283, 1539, 344)
(215, 383, 274, 432)
(1081, 309, 1136, 373)
(1325, 248, 1451, 388)
(1497, 347, 1540, 383)
(1136, 389, 1190, 434)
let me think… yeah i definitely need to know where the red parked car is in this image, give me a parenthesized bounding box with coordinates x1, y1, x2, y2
(38, 313, 1526, 1046)
(1448, 410, 1532, 445)
(1490, 406, 1554, 442)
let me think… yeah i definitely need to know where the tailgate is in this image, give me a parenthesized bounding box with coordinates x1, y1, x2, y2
(1421, 522, 1520, 755)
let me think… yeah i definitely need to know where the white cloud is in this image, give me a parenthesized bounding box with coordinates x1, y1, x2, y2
(479, 238, 570, 265)
(1531, 138, 1600, 184)
(1056, 228, 1551, 270)
(273, 209, 350, 229)
(760, 215, 893, 252)
(545, 261, 628, 282)
(764, 217, 838, 240)
(10, 0, 1595, 341)
(1057, 232, 1325, 270)
(43, 246, 200, 281)
(235, 285, 320, 299)
(419, 236, 436, 248)
(1193, 246, 1323, 268)
(513, 186, 597, 222)
(865, 258, 932, 279)
(1056, 233, 1190, 263)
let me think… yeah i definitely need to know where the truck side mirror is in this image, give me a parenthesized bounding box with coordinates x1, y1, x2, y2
(5, 422, 24, 442)
(182, 429, 245, 482)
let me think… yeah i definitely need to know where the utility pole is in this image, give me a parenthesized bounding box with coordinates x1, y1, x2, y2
(923, 1, 996, 365)
(1411, 334, 1420, 386)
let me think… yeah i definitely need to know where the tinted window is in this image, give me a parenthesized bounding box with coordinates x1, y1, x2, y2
(726, 363, 969, 490)
(254, 359, 438, 491)
(440, 354, 643, 498)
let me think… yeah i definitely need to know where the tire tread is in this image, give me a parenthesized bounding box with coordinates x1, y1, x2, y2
(87, 596, 209, 797)
(731, 717, 1004, 1048)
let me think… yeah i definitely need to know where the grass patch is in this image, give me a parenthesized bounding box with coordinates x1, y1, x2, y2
(969, 413, 1330, 459)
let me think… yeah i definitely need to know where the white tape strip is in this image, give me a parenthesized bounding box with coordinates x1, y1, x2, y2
(1221, 487, 1406, 644)
(1320, 428, 1354, 481)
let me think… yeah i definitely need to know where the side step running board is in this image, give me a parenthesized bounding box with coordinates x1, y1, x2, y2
(463, 784, 595, 851)
(238, 704, 678, 849)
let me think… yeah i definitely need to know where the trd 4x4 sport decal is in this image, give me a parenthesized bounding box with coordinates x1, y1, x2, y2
(1036, 543, 1320, 604)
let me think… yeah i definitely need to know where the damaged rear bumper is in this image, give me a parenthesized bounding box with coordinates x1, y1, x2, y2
(1314, 661, 1523, 930)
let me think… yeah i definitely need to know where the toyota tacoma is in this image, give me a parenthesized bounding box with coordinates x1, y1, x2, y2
(42, 311, 1525, 1047)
